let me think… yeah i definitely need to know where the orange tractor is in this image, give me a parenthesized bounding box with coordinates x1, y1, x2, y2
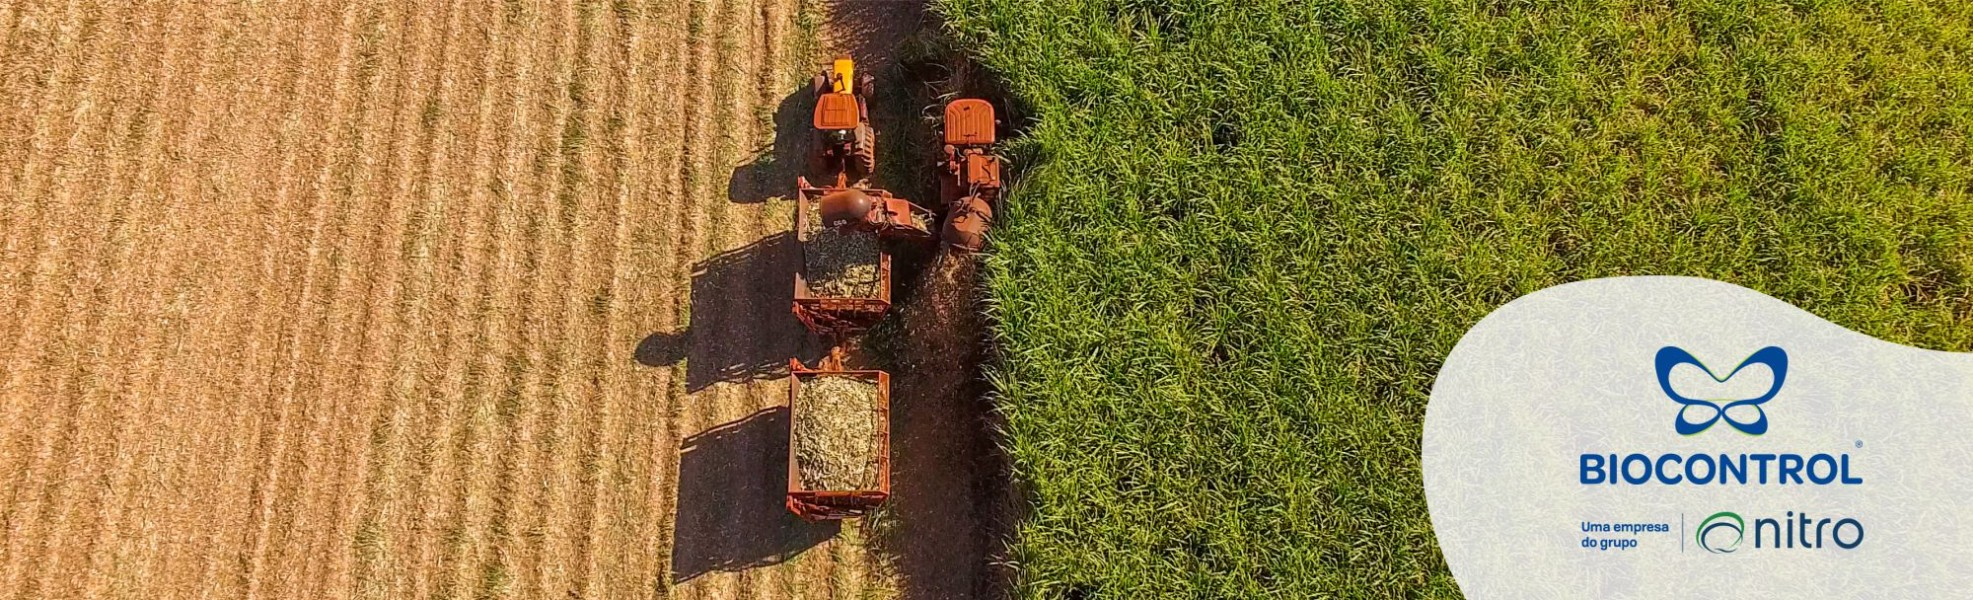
(937, 99, 1002, 252)
(811, 57, 876, 180)
(792, 58, 935, 342)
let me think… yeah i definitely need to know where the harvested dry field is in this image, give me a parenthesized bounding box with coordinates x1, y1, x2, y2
(0, 0, 1003, 599)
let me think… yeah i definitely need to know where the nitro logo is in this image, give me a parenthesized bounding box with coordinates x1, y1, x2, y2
(1657, 346, 1787, 436)
(1695, 512, 1745, 553)
(1695, 510, 1864, 553)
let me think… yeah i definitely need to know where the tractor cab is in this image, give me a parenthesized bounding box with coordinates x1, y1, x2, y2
(943, 98, 996, 146)
(814, 92, 860, 132)
(810, 57, 875, 178)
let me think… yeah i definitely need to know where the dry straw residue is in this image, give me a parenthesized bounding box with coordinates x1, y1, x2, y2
(803, 202, 882, 298)
(793, 375, 881, 491)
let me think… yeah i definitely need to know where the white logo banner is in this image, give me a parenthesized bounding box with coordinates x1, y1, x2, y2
(1424, 276, 1973, 598)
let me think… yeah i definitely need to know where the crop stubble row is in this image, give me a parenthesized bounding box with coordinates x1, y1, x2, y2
(0, 0, 883, 599)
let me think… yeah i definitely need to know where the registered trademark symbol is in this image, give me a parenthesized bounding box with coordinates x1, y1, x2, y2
(1855, 440, 1863, 448)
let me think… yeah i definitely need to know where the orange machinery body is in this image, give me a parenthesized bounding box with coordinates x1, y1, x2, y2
(939, 99, 1002, 252)
(786, 362, 891, 520)
(943, 98, 996, 146)
(942, 100, 1001, 189)
(813, 93, 862, 131)
(793, 179, 893, 338)
(811, 57, 874, 178)
(871, 196, 937, 243)
(802, 177, 937, 245)
(946, 152, 1002, 193)
(811, 91, 872, 177)
(940, 192, 995, 253)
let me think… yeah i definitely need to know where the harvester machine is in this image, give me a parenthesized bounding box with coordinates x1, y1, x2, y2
(811, 57, 877, 181)
(938, 99, 1002, 253)
(800, 176, 938, 245)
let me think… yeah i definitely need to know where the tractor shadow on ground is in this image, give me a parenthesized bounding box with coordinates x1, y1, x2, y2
(634, 231, 825, 392)
(632, 330, 687, 368)
(671, 407, 841, 583)
(728, 90, 815, 204)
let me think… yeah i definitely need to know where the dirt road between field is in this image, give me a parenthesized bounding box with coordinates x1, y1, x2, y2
(0, 0, 1006, 598)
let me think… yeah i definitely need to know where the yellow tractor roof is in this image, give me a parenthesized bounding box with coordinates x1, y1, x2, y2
(831, 58, 856, 94)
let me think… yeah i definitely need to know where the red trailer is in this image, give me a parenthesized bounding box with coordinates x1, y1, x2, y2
(794, 179, 895, 338)
(785, 360, 891, 520)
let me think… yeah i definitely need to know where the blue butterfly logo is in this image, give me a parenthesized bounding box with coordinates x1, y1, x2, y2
(1654, 346, 1788, 436)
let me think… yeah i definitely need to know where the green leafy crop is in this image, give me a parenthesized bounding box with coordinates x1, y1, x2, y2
(941, 0, 1973, 597)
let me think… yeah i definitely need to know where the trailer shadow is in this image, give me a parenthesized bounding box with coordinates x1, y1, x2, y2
(633, 232, 830, 391)
(671, 407, 841, 583)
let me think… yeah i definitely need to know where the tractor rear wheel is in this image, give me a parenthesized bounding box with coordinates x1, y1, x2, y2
(811, 74, 829, 96)
(851, 123, 876, 178)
